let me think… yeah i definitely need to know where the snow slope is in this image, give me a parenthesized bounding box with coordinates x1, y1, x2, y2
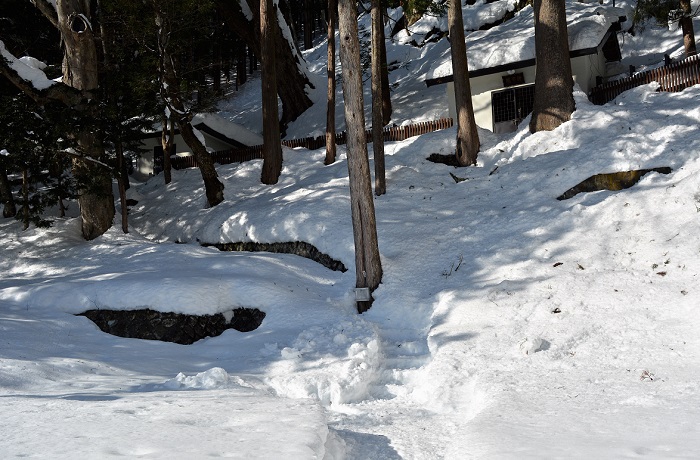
(2, 2, 700, 459)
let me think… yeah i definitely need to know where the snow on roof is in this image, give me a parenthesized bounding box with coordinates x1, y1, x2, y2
(191, 113, 263, 147)
(144, 113, 263, 147)
(426, 2, 625, 81)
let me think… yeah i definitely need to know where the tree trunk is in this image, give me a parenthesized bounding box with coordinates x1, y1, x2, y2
(379, 11, 392, 126)
(57, 0, 114, 240)
(218, 0, 314, 128)
(0, 167, 16, 218)
(529, 0, 575, 133)
(371, 0, 386, 195)
(448, 0, 480, 166)
(304, 0, 313, 49)
(22, 166, 29, 230)
(177, 120, 225, 206)
(237, 43, 247, 86)
(161, 114, 173, 185)
(325, 0, 337, 165)
(680, 0, 697, 57)
(338, 0, 383, 313)
(116, 140, 128, 233)
(260, 0, 283, 184)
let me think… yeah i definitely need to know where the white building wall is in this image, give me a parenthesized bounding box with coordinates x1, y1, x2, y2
(446, 52, 606, 132)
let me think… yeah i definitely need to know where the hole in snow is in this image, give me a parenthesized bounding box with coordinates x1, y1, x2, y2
(78, 308, 265, 345)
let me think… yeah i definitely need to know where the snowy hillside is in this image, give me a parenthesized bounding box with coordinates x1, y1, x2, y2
(2, 1, 700, 458)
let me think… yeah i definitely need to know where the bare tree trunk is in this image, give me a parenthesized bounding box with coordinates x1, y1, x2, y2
(0, 167, 16, 218)
(379, 12, 392, 126)
(325, 0, 337, 165)
(237, 43, 247, 86)
(448, 0, 480, 166)
(680, 0, 697, 57)
(338, 0, 383, 313)
(260, 0, 283, 184)
(304, 0, 313, 49)
(22, 166, 29, 230)
(161, 114, 173, 185)
(371, 0, 386, 195)
(57, 0, 115, 240)
(529, 0, 575, 133)
(116, 140, 128, 233)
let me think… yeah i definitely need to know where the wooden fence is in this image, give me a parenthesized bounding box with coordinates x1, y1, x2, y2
(171, 117, 454, 170)
(589, 54, 700, 105)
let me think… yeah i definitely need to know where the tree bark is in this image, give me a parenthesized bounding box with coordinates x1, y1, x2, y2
(260, 0, 283, 184)
(325, 0, 337, 165)
(116, 140, 128, 233)
(379, 12, 392, 126)
(0, 167, 16, 218)
(371, 0, 386, 195)
(680, 0, 697, 57)
(448, 0, 480, 166)
(22, 166, 29, 230)
(57, 0, 114, 240)
(304, 0, 313, 49)
(218, 0, 314, 128)
(161, 114, 173, 185)
(529, 0, 575, 133)
(338, 0, 383, 313)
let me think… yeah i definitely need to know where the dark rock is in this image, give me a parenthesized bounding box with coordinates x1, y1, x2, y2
(78, 308, 265, 345)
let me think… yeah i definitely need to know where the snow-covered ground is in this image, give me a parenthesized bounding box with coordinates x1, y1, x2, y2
(2, 1, 700, 458)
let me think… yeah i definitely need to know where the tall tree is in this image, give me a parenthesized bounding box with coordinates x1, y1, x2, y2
(325, 0, 337, 165)
(338, 0, 383, 313)
(448, 0, 479, 165)
(529, 0, 574, 133)
(55, 0, 115, 239)
(260, 0, 283, 184)
(378, 10, 392, 126)
(371, 0, 386, 195)
(1, 0, 116, 239)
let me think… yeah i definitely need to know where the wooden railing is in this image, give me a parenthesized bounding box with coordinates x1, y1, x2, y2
(589, 54, 700, 105)
(171, 118, 454, 170)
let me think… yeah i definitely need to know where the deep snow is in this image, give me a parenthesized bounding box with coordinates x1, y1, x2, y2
(2, 1, 700, 458)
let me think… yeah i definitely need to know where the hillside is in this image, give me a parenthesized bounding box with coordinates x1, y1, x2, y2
(2, 1, 700, 458)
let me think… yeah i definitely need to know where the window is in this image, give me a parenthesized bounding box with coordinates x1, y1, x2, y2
(491, 84, 535, 133)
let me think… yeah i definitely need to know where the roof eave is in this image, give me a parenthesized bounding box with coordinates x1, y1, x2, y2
(425, 21, 623, 87)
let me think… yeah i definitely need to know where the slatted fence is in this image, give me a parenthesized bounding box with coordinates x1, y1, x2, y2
(171, 117, 454, 170)
(589, 54, 700, 105)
